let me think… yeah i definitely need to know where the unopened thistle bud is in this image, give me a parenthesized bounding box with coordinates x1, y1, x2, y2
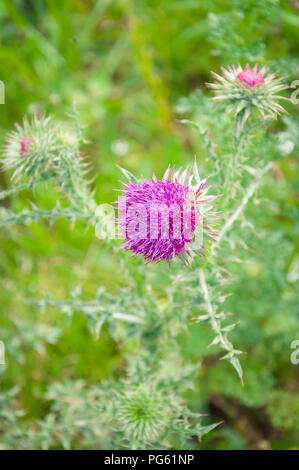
(236, 65, 265, 89)
(207, 64, 289, 132)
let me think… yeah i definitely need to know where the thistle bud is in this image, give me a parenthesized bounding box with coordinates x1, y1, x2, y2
(20, 138, 32, 158)
(117, 385, 166, 443)
(207, 64, 289, 132)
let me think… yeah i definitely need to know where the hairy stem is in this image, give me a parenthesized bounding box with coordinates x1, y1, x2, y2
(217, 162, 272, 248)
(223, 120, 246, 198)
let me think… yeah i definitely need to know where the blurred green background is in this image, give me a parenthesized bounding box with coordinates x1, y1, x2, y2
(0, 0, 298, 449)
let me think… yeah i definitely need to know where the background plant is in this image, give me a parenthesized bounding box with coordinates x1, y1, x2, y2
(0, 0, 298, 450)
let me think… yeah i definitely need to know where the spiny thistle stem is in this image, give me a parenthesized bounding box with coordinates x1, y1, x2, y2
(223, 115, 265, 201)
(0, 182, 34, 201)
(197, 147, 273, 382)
(199, 268, 243, 382)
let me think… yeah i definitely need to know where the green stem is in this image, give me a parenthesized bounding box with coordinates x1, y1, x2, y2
(0, 183, 32, 201)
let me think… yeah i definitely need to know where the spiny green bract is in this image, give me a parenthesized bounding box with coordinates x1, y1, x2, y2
(0, 0, 298, 452)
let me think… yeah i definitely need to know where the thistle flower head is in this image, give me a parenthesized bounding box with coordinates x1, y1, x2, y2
(2, 115, 79, 183)
(117, 163, 217, 265)
(207, 64, 289, 126)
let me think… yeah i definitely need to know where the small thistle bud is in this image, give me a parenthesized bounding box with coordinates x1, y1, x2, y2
(207, 64, 289, 128)
(2, 115, 81, 184)
(117, 164, 217, 265)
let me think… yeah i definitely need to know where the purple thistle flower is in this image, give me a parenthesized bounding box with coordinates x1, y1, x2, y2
(117, 165, 217, 265)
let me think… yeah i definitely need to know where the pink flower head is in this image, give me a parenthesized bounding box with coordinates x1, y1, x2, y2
(236, 64, 265, 89)
(117, 167, 215, 265)
(20, 138, 32, 158)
